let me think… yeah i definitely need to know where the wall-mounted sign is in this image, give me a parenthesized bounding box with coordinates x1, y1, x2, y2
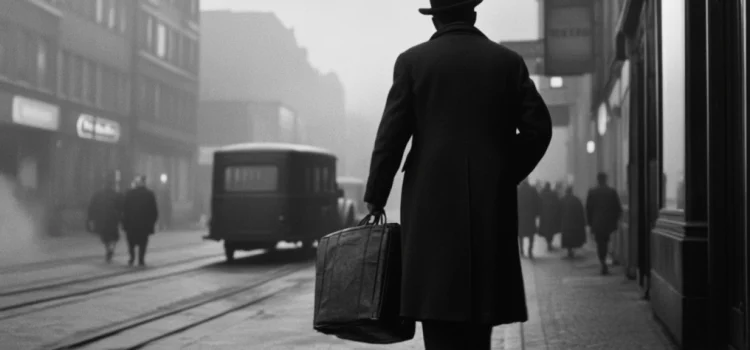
(544, 0, 595, 76)
(12, 96, 60, 131)
(77, 114, 121, 143)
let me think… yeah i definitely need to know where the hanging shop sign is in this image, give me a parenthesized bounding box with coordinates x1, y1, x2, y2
(543, 0, 595, 76)
(76, 114, 121, 143)
(12, 95, 60, 131)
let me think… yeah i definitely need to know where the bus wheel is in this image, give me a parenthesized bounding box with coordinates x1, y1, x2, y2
(224, 242, 235, 263)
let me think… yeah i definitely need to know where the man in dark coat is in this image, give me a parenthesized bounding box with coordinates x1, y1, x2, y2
(560, 186, 586, 259)
(586, 172, 623, 275)
(122, 175, 159, 266)
(538, 182, 561, 251)
(87, 172, 123, 263)
(517, 178, 541, 259)
(362, 1, 552, 347)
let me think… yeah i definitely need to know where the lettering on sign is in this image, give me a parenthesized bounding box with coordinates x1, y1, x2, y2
(12, 96, 60, 131)
(544, 0, 594, 76)
(77, 114, 121, 143)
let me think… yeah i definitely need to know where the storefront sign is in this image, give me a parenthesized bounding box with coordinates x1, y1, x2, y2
(76, 114, 121, 143)
(12, 96, 60, 131)
(544, 0, 595, 76)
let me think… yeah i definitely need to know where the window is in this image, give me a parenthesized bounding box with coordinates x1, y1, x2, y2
(106, 0, 117, 29)
(117, 0, 127, 33)
(0, 22, 8, 78)
(549, 76, 564, 88)
(322, 167, 329, 192)
(95, 0, 104, 23)
(223, 165, 278, 192)
(69, 55, 81, 99)
(57, 51, 66, 96)
(660, 0, 686, 210)
(156, 23, 167, 58)
(36, 39, 47, 90)
(153, 83, 161, 118)
(146, 16, 154, 51)
(15, 30, 29, 83)
(313, 167, 321, 193)
(118, 74, 130, 114)
(82, 60, 91, 103)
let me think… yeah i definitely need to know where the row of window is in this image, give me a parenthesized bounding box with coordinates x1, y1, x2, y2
(147, 0, 200, 21)
(136, 76, 196, 124)
(222, 165, 338, 194)
(0, 23, 56, 92)
(141, 11, 199, 74)
(50, 0, 129, 35)
(0, 19, 131, 115)
(57, 51, 131, 115)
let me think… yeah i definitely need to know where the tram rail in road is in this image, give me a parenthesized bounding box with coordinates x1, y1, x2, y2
(0, 240, 205, 275)
(43, 262, 309, 350)
(0, 250, 266, 320)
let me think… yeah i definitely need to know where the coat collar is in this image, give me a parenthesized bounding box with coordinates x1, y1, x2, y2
(429, 23, 488, 41)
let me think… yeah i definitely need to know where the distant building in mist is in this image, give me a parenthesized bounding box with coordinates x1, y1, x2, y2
(0, 0, 200, 232)
(199, 10, 347, 173)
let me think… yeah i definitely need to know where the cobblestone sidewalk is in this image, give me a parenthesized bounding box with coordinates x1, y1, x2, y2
(515, 235, 678, 350)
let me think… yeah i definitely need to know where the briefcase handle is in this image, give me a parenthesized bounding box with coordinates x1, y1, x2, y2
(358, 212, 388, 227)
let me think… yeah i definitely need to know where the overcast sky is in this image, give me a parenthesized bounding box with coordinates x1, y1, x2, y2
(201, 0, 541, 118)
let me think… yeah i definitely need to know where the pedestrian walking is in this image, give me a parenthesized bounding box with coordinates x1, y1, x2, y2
(518, 178, 541, 259)
(362, 0, 553, 347)
(585, 172, 623, 275)
(122, 175, 159, 267)
(539, 182, 561, 251)
(86, 171, 123, 263)
(560, 186, 586, 259)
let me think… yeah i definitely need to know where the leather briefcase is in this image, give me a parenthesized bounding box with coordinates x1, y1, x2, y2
(313, 213, 415, 344)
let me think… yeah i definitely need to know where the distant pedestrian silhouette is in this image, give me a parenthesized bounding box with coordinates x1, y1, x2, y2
(122, 176, 159, 267)
(518, 178, 541, 259)
(560, 187, 586, 258)
(87, 171, 123, 263)
(586, 172, 623, 275)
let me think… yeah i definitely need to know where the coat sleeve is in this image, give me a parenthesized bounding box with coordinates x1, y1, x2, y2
(511, 56, 553, 184)
(364, 53, 415, 209)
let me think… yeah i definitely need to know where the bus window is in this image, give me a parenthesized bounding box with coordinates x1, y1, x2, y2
(322, 167, 329, 193)
(305, 167, 312, 193)
(223, 165, 278, 192)
(313, 167, 321, 193)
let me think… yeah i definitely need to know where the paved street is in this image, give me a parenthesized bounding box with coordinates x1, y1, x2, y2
(139, 234, 677, 349)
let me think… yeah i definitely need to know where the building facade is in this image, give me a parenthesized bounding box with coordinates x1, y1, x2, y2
(131, 0, 200, 223)
(0, 0, 200, 231)
(580, 0, 749, 348)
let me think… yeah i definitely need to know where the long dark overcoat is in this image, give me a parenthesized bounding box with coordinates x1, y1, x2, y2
(538, 188, 561, 239)
(87, 188, 123, 242)
(585, 185, 623, 236)
(364, 24, 552, 326)
(122, 186, 159, 238)
(560, 193, 586, 249)
(517, 182, 540, 238)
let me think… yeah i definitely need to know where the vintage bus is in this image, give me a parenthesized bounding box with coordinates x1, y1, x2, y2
(205, 143, 355, 261)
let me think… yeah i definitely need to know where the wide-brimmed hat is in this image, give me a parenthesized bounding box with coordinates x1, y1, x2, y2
(419, 0, 483, 15)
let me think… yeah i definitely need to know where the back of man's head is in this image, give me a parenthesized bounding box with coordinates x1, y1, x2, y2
(597, 172, 608, 186)
(433, 8, 477, 28)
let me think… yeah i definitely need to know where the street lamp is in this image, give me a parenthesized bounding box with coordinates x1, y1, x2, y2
(586, 140, 596, 154)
